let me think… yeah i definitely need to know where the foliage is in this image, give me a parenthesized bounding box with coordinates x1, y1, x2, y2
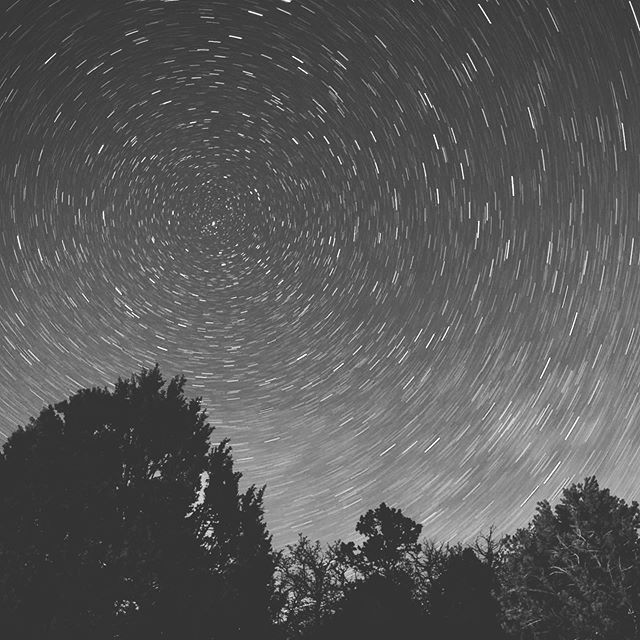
(0, 365, 274, 639)
(320, 503, 429, 639)
(338, 502, 423, 586)
(500, 476, 640, 640)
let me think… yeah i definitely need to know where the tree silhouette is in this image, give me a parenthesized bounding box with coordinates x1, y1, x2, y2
(500, 476, 640, 640)
(191, 438, 276, 639)
(339, 502, 423, 584)
(0, 365, 274, 639)
(321, 503, 428, 640)
(272, 535, 350, 639)
(318, 572, 426, 640)
(429, 546, 506, 640)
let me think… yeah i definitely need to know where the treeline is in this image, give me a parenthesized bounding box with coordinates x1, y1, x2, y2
(0, 366, 639, 639)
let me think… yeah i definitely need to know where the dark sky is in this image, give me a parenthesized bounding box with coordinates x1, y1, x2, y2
(1, 0, 640, 547)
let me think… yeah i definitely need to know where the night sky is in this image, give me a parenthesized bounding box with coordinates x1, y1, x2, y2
(2, 0, 640, 547)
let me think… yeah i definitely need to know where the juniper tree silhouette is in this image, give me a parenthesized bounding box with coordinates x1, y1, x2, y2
(500, 476, 640, 640)
(0, 365, 275, 640)
(317, 503, 429, 640)
(338, 502, 423, 584)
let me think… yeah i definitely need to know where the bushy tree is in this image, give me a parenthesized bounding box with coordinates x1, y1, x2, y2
(0, 365, 274, 639)
(500, 476, 640, 640)
(322, 503, 428, 639)
(339, 502, 423, 585)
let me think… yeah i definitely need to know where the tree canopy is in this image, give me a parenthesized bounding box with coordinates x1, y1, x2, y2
(500, 476, 640, 640)
(0, 365, 274, 639)
(338, 502, 423, 583)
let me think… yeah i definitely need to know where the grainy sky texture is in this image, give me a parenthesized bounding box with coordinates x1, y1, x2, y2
(2, 0, 640, 546)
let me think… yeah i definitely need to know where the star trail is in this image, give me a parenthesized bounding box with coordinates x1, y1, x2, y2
(2, 0, 640, 546)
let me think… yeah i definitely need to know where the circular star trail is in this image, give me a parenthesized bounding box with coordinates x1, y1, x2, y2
(2, 0, 640, 546)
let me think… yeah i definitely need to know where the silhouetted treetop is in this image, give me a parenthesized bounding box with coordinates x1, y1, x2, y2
(500, 476, 640, 640)
(339, 502, 422, 582)
(0, 365, 274, 639)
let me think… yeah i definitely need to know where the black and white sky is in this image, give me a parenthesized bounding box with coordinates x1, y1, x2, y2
(2, 0, 640, 546)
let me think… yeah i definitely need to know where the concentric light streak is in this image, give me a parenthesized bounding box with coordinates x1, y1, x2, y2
(2, 0, 640, 545)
